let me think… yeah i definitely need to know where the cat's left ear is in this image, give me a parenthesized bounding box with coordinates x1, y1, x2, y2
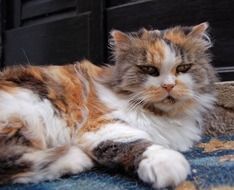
(189, 22, 209, 37)
(110, 30, 131, 50)
(185, 22, 212, 48)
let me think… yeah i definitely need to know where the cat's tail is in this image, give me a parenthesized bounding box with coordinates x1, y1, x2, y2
(0, 140, 93, 184)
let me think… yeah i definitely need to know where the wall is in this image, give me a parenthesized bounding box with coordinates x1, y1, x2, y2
(2, 0, 234, 81)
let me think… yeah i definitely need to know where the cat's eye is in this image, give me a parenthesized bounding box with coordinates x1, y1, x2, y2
(176, 64, 192, 73)
(138, 65, 159, 77)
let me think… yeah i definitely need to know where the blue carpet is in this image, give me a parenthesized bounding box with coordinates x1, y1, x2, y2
(0, 135, 233, 190)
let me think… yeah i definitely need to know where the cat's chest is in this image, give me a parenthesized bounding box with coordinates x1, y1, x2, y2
(111, 109, 202, 151)
(95, 83, 202, 151)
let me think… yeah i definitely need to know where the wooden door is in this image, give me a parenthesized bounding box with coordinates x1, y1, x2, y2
(3, 0, 104, 66)
(105, 0, 234, 81)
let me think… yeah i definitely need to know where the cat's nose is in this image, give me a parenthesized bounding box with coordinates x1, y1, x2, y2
(161, 84, 175, 92)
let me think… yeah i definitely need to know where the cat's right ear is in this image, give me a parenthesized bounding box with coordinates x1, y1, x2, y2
(110, 30, 131, 50)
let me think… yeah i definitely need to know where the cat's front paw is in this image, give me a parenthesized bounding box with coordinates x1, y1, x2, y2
(137, 145, 190, 189)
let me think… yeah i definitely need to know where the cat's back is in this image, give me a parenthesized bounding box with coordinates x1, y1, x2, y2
(0, 61, 107, 147)
(0, 63, 90, 103)
(0, 60, 104, 93)
(0, 64, 73, 91)
(0, 63, 87, 147)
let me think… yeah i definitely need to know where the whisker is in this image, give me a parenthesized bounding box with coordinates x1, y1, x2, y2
(127, 94, 151, 112)
(21, 48, 31, 65)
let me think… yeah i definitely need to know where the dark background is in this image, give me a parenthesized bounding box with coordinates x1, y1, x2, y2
(1, 0, 234, 81)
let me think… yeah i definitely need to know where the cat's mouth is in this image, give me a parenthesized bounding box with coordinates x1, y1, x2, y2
(161, 95, 176, 104)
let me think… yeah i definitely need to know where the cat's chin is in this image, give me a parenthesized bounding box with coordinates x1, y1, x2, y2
(142, 97, 178, 114)
(152, 96, 188, 113)
(161, 96, 177, 105)
(153, 96, 197, 115)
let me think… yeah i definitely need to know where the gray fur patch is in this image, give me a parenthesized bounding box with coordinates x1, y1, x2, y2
(93, 139, 152, 172)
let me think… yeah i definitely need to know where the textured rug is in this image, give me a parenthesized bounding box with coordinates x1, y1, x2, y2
(0, 82, 233, 190)
(0, 135, 233, 190)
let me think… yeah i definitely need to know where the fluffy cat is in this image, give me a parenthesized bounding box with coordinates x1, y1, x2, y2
(0, 23, 217, 189)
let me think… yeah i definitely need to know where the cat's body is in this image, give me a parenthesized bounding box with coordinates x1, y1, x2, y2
(0, 23, 217, 189)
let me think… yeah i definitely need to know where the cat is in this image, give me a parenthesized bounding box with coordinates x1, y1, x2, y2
(0, 22, 217, 189)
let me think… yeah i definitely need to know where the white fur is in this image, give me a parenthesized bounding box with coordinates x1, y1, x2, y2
(0, 89, 71, 147)
(137, 145, 190, 188)
(161, 41, 177, 73)
(177, 73, 194, 88)
(94, 82, 215, 151)
(163, 74, 176, 86)
(79, 122, 152, 151)
(14, 146, 93, 183)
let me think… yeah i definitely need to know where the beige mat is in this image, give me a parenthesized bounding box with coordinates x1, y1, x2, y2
(204, 82, 234, 136)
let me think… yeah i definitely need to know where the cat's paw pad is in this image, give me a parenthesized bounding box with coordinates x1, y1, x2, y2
(137, 145, 190, 189)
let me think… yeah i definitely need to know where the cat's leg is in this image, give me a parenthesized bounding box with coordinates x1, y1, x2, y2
(0, 114, 93, 184)
(0, 143, 93, 184)
(79, 122, 190, 189)
(0, 122, 93, 183)
(11, 145, 93, 183)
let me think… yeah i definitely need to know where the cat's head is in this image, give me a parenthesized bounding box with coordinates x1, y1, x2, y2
(105, 23, 217, 115)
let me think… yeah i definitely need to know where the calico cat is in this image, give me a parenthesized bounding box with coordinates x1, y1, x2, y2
(0, 22, 217, 189)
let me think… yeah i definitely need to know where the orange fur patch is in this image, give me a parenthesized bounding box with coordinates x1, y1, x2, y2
(164, 29, 187, 46)
(72, 61, 115, 133)
(0, 82, 18, 93)
(77, 60, 104, 78)
(145, 40, 165, 68)
(0, 117, 24, 138)
(79, 84, 112, 133)
(171, 79, 191, 98)
(144, 87, 167, 102)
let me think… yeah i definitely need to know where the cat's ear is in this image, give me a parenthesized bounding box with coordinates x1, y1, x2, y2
(181, 22, 209, 38)
(184, 22, 212, 48)
(189, 22, 209, 37)
(110, 30, 131, 50)
(137, 28, 148, 38)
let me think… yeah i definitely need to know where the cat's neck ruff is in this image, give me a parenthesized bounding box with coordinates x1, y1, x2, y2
(94, 82, 215, 151)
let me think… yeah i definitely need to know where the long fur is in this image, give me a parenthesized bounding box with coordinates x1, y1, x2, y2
(0, 23, 217, 189)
